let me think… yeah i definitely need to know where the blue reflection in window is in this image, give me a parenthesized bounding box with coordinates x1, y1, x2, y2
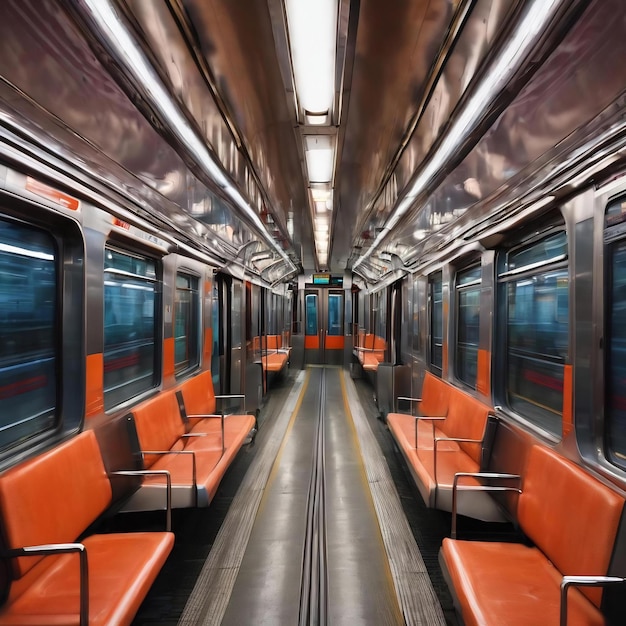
(306, 294, 318, 335)
(0, 220, 57, 448)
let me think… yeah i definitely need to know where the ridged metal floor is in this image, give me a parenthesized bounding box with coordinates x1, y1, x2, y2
(178, 367, 445, 625)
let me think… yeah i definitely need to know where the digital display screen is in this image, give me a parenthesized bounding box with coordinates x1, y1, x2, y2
(312, 273, 330, 285)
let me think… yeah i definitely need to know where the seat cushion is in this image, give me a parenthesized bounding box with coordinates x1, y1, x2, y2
(0, 532, 174, 626)
(440, 538, 604, 626)
(519, 445, 625, 607)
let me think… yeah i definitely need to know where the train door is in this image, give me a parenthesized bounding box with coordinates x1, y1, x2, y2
(304, 288, 344, 365)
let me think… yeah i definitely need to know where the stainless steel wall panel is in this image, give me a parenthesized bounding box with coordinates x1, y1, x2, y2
(390, 0, 626, 269)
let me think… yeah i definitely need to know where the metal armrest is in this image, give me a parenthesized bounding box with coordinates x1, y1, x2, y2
(410, 415, 446, 448)
(450, 472, 521, 538)
(397, 396, 422, 403)
(215, 393, 246, 413)
(4, 543, 88, 624)
(560, 576, 626, 626)
(184, 413, 226, 453)
(140, 450, 199, 505)
(111, 469, 172, 531)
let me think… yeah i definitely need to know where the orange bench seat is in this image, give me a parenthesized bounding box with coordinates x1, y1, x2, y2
(0, 430, 173, 626)
(262, 350, 289, 373)
(440, 445, 626, 625)
(387, 373, 501, 521)
(259, 335, 290, 374)
(354, 334, 386, 372)
(123, 372, 255, 510)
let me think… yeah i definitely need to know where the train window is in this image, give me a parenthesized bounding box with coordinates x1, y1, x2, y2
(305, 293, 318, 335)
(0, 219, 58, 448)
(412, 275, 420, 352)
(328, 293, 343, 336)
(376, 289, 386, 340)
(103, 247, 158, 409)
(497, 231, 568, 437)
(606, 238, 626, 466)
(232, 281, 242, 349)
(456, 265, 481, 388)
(429, 273, 443, 373)
(174, 273, 200, 377)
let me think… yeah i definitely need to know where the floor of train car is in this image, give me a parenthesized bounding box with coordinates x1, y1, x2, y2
(102, 368, 520, 625)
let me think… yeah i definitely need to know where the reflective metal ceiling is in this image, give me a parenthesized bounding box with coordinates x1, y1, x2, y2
(0, 0, 622, 285)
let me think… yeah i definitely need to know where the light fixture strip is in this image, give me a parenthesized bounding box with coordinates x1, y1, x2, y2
(354, 0, 563, 269)
(285, 0, 339, 117)
(80, 0, 296, 272)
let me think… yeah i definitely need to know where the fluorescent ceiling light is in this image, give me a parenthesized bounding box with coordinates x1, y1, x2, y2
(285, 0, 338, 116)
(306, 112, 329, 126)
(311, 185, 332, 202)
(305, 135, 334, 183)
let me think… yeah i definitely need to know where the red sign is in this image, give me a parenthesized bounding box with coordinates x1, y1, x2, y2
(26, 177, 80, 211)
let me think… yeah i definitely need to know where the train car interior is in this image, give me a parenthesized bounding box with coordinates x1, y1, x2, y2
(0, 1, 625, 624)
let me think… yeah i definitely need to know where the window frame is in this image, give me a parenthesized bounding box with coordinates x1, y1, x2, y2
(429, 272, 443, 374)
(603, 194, 626, 469)
(495, 225, 569, 439)
(454, 263, 482, 389)
(0, 200, 83, 463)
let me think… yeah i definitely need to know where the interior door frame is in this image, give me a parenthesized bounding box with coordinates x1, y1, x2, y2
(304, 287, 345, 365)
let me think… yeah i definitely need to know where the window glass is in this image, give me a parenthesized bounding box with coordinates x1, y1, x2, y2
(305, 293, 318, 335)
(327, 292, 343, 336)
(498, 231, 568, 437)
(606, 240, 626, 464)
(605, 196, 626, 228)
(375, 290, 386, 339)
(456, 265, 481, 388)
(232, 282, 242, 348)
(0, 220, 57, 448)
(430, 274, 443, 371)
(284, 293, 292, 348)
(103, 248, 157, 409)
(412, 275, 420, 352)
(174, 273, 199, 377)
(507, 231, 567, 272)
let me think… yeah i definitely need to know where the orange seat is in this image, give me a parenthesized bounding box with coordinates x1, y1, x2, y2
(440, 445, 625, 626)
(262, 351, 288, 373)
(387, 375, 501, 521)
(123, 375, 254, 510)
(258, 335, 290, 376)
(354, 333, 385, 372)
(0, 431, 173, 626)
